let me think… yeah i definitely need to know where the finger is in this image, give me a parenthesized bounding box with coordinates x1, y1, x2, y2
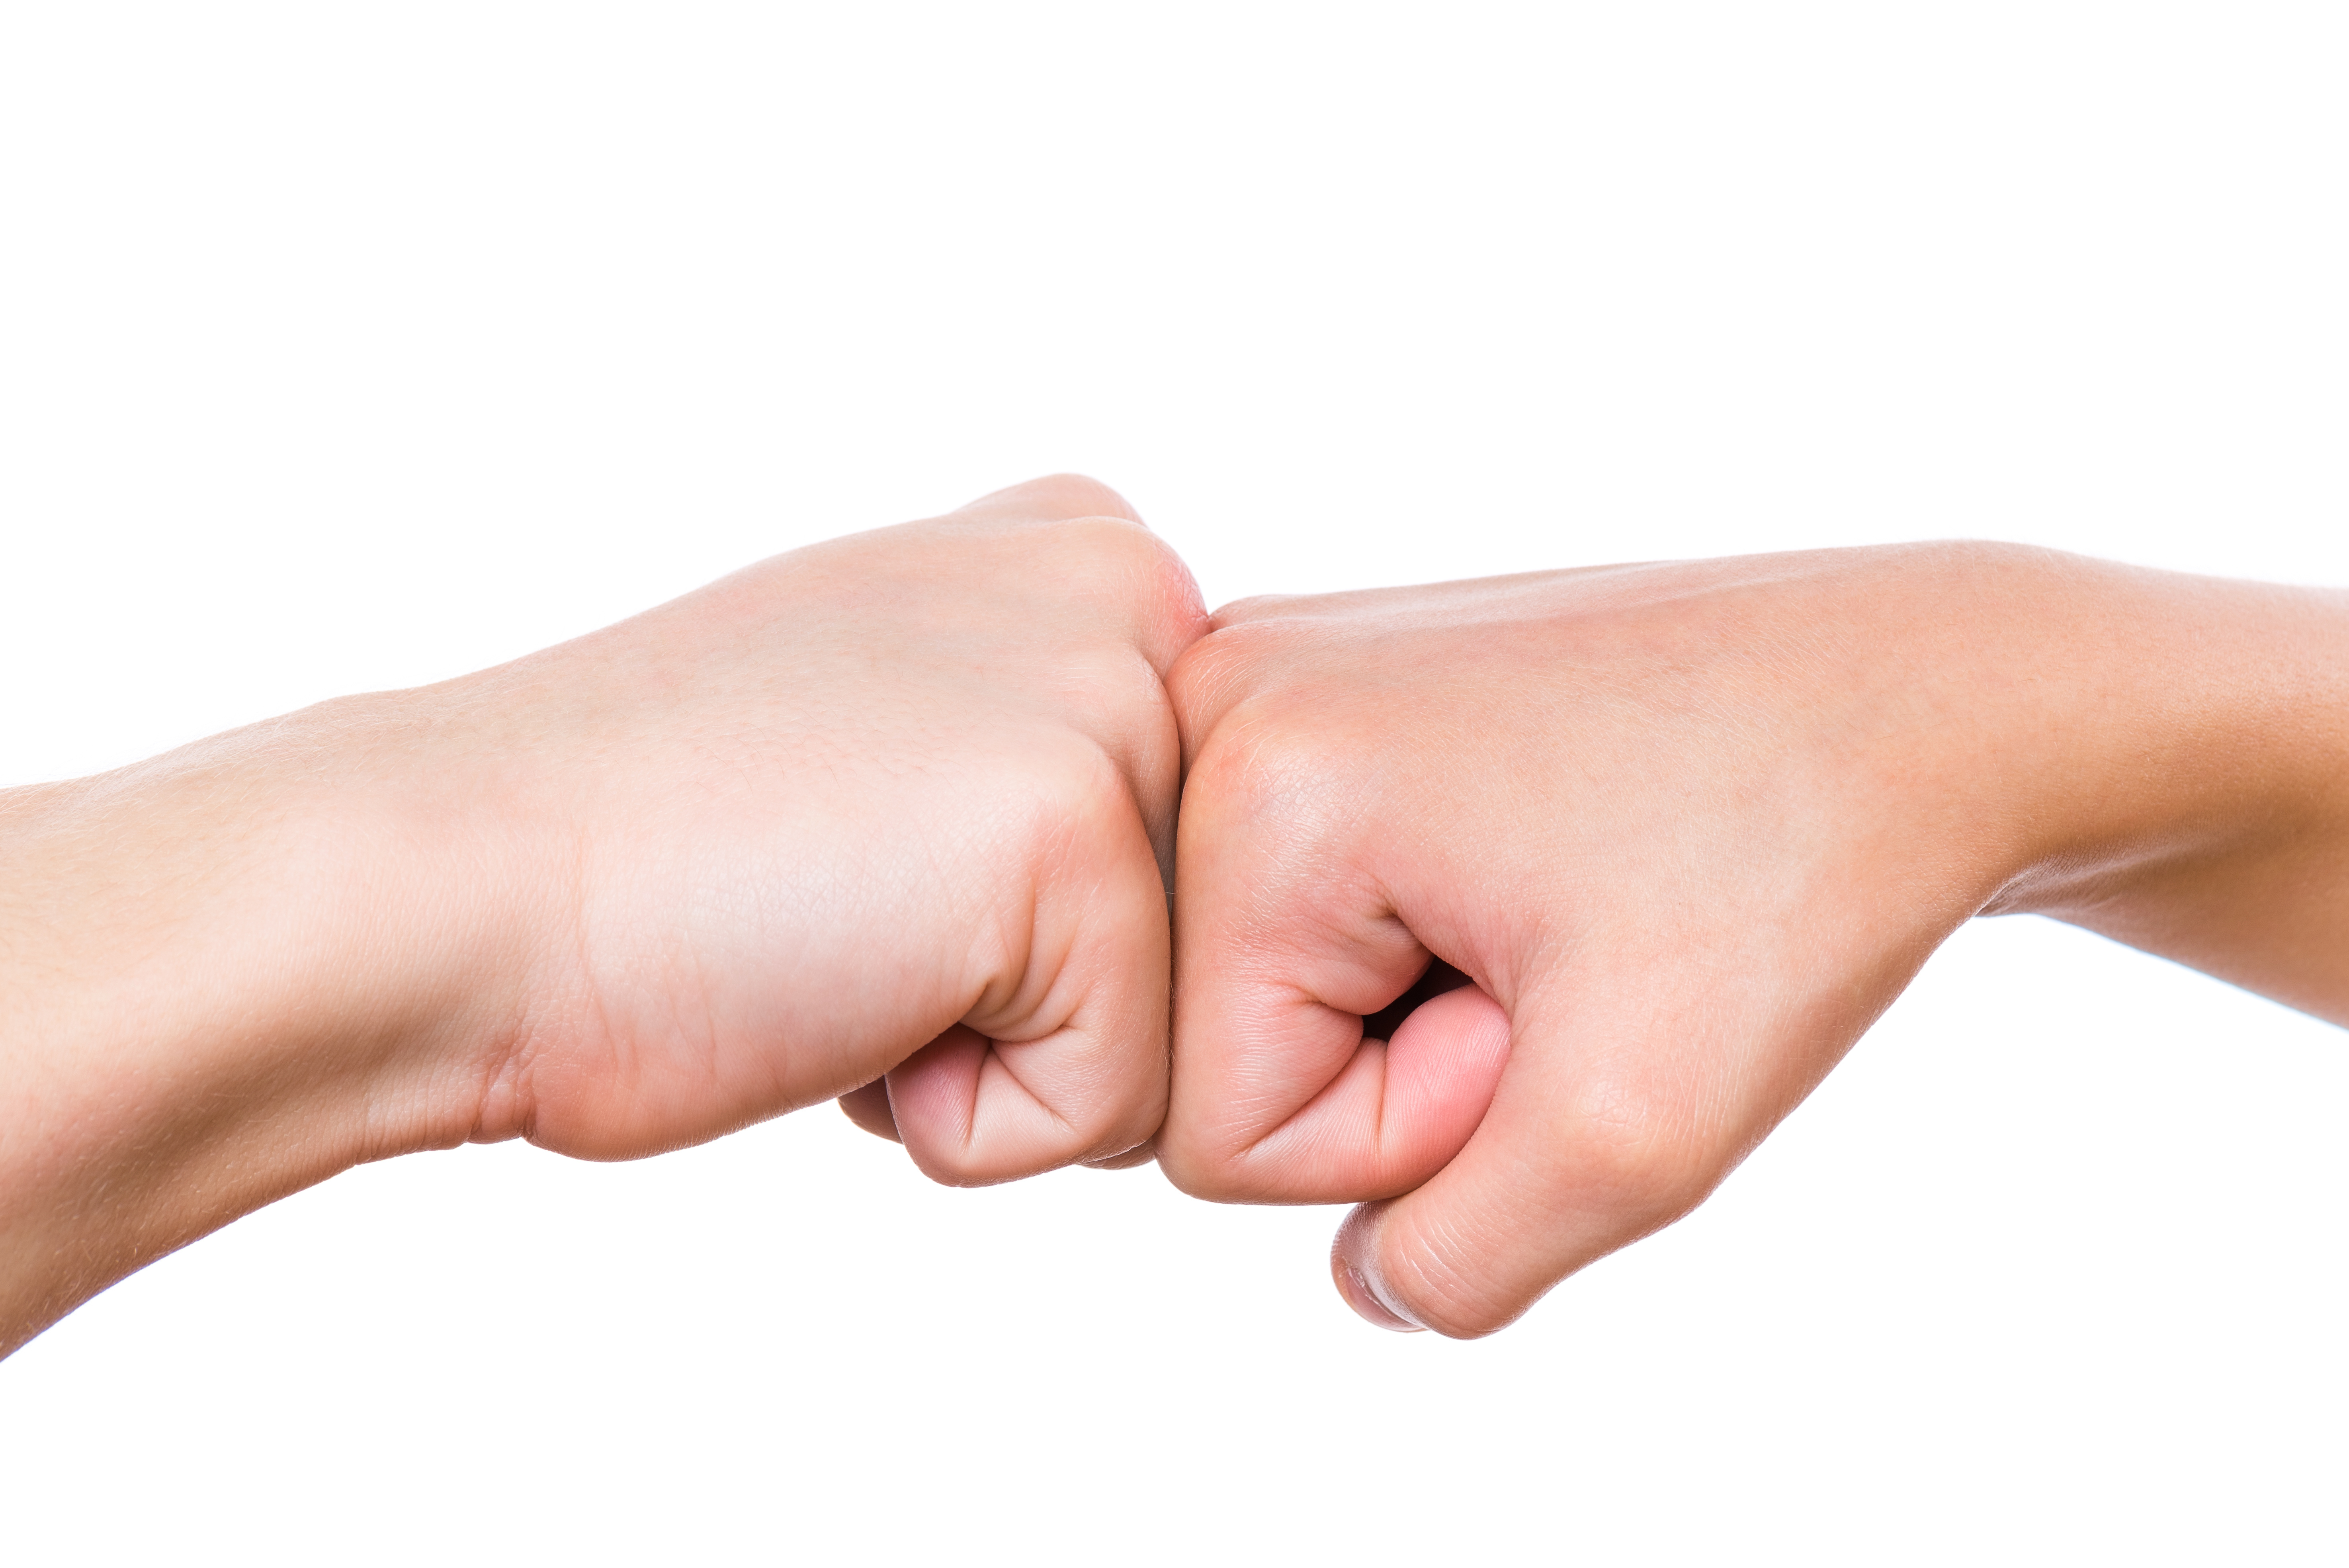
(1249, 983, 1515, 1203)
(1328, 942, 1874, 1337)
(884, 778, 1173, 1185)
(1328, 985, 1726, 1337)
(1159, 741, 1511, 1202)
(837, 1081, 901, 1143)
(1373, 983, 1515, 1173)
(1164, 956, 1513, 1202)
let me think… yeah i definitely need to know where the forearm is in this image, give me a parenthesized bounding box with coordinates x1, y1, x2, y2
(0, 479, 1204, 1355)
(1986, 555, 2349, 1025)
(0, 706, 528, 1355)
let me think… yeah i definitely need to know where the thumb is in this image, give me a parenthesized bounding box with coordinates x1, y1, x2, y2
(1328, 946, 1867, 1337)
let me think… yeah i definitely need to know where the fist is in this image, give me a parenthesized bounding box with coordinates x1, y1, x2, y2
(438, 476, 1207, 1182)
(1158, 547, 2154, 1334)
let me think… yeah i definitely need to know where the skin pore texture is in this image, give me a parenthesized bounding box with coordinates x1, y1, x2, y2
(1155, 543, 2349, 1335)
(0, 476, 1206, 1357)
(2, 507, 2345, 1355)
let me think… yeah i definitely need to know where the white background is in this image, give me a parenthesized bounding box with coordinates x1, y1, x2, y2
(3, 4, 2345, 1562)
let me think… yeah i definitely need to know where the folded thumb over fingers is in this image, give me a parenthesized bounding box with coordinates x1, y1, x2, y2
(1325, 964, 1835, 1337)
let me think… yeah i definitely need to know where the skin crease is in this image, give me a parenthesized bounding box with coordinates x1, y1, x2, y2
(1156, 543, 2349, 1338)
(0, 475, 1207, 1358)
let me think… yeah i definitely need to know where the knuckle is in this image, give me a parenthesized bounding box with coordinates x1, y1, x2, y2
(1016, 471, 1141, 523)
(1207, 592, 1306, 628)
(1034, 510, 1159, 565)
(1181, 704, 1352, 841)
(1162, 626, 1254, 733)
(1060, 647, 1177, 742)
(1167, 614, 1275, 686)
(1554, 1075, 1720, 1232)
(1154, 1131, 1251, 1202)
(1028, 514, 1210, 668)
(1027, 510, 1164, 577)
(1023, 733, 1137, 845)
(1165, 619, 1341, 761)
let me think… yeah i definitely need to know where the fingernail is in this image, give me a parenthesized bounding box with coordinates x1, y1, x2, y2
(1331, 1208, 1426, 1333)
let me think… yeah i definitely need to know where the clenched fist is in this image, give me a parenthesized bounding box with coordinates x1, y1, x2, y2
(1159, 546, 2349, 1336)
(0, 475, 1206, 1353)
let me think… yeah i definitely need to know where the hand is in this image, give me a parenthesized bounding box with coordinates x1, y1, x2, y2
(1157, 544, 2349, 1336)
(0, 475, 1206, 1353)
(475, 474, 1206, 1178)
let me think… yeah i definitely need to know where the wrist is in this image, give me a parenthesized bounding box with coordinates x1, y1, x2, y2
(1969, 551, 2349, 1014)
(0, 697, 539, 1350)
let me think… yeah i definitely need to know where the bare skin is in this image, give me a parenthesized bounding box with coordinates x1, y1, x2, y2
(1156, 544, 2349, 1336)
(9, 514, 2345, 1357)
(0, 475, 1207, 1357)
